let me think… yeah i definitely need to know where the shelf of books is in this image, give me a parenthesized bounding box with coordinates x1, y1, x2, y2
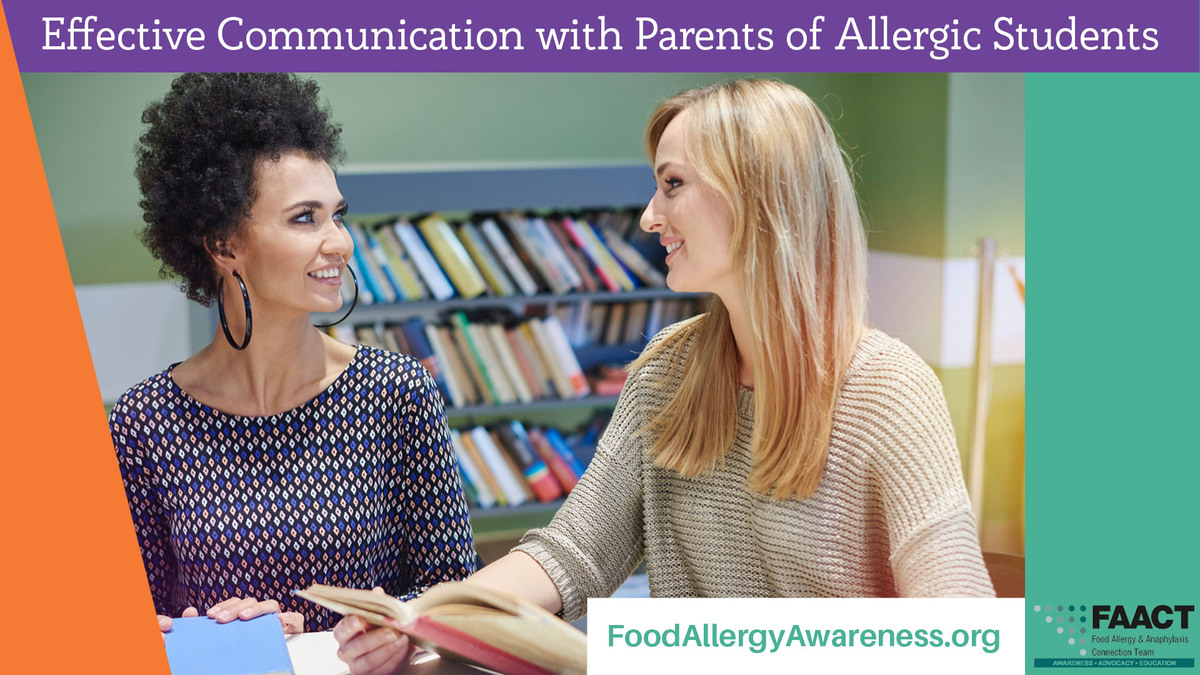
(314, 166, 703, 539)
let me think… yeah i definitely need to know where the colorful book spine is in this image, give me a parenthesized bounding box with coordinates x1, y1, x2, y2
(561, 216, 621, 292)
(346, 225, 387, 303)
(480, 218, 540, 297)
(527, 427, 580, 494)
(546, 218, 599, 292)
(348, 222, 400, 303)
(530, 216, 583, 291)
(541, 316, 590, 398)
(449, 320, 495, 406)
(365, 225, 408, 302)
(506, 326, 548, 400)
(397, 317, 451, 402)
(545, 428, 588, 479)
(375, 222, 429, 300)
(451, 312, 502, 404)
(344, 257, 375, 305)
(496, 422, 562, 503)
(454, 451, 482, 507)
(588, 220, 640, 290)
(459, 429, 507, 507)
(486, 323, 534, 404)
(470, 426, 529, 506)
(492, 429, 535, 502)
(504, 214, 571, 295)
(468, 321, 516, 405)
(425, 324, 470, 408)
(526, 319, 571, 399)
(418, 215, 487, 299)
(393, 220, 456, 301)
(458, 222, 516, 297)
(578, 218, 636, 291)
(450, 430, 497, 509)
(491, 429, 535, 502)
(602, 224, 668, 288)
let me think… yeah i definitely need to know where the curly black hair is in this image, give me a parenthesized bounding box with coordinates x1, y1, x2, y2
(135, 73, 345, 305)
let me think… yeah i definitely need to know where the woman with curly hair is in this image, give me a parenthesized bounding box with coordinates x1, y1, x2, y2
(335, 79, 993, 674)
(108, 73, 476, 635)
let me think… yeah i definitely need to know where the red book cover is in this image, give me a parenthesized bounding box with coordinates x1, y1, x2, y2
(527, 427, 580, 494)
(495, 423, 563, 503)
(399, 615, 557, 675)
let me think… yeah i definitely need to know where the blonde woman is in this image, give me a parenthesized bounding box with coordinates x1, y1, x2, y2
(334, 79, 993, 673)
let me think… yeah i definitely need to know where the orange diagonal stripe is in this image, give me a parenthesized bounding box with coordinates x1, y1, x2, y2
(0, 4, 169, 672)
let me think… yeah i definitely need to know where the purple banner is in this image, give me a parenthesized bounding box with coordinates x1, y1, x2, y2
(5, 0, 1197, 73)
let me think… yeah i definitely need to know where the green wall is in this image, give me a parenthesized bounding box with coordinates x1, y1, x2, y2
(23, 72, 951, 286)
(945, 74, 1026, 257)
(854, 74, 950, 257)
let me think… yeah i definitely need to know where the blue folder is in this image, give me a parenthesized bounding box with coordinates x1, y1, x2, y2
(162, 614, 294, 675)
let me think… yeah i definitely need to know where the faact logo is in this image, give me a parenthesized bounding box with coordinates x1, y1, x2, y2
(1031, 602, 1196, 666)
(1093, 605, 1193, 630)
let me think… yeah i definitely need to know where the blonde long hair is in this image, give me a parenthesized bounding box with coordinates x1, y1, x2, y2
(633, 79, 867, 500)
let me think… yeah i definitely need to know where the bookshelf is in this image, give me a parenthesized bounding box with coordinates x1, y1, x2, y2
(205, 165, 698, 541)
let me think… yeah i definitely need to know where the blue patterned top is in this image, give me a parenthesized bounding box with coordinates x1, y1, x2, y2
(109, 346, 477, 631)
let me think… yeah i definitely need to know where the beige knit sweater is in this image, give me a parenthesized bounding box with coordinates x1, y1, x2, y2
(516, 325, 995, 621)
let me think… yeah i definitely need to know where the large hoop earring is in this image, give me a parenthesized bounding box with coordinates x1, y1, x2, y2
(313, 264, 359, 328)
(218, 271, 252, 350)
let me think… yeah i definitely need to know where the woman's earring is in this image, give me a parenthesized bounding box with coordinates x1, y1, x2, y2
(218, 271, 252, 350)
(313, 264, 359, 328)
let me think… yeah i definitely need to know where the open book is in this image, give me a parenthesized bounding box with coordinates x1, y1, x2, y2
(295, 581, 586, 675)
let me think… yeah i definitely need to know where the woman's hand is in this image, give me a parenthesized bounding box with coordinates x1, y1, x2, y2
(207, 597, 306, 634)
(157, 598, 304, 634)
(333, 614, 412, 675)
(157, 606, 199, 632)
(332, 588, 411, 675)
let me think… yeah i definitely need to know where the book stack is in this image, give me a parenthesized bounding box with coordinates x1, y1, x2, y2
(340, 209, 669, 305)
(450, 421, 590, 511)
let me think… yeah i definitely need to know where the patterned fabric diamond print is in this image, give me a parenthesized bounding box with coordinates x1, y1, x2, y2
(110, 346, 477, 631)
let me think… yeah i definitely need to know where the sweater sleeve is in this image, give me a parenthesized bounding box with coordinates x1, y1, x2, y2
(109, 390, 180, 617)
(514, 373, 649, 621)
(859, 343, 995, 597)
(395, 364, 477, 600)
